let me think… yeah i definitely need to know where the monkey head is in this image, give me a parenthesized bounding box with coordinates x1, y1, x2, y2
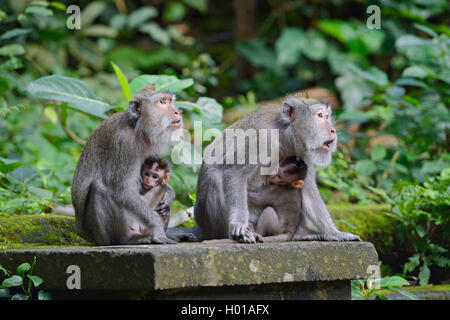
(269, 156, 307, 187)
(279, 96, 337, 167)
(128, 88, 184, 155)
(141, 157, 171, 191)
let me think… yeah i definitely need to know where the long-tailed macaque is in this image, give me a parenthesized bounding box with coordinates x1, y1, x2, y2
(194, 96, 361, 243)
(72, 87, 183, 245)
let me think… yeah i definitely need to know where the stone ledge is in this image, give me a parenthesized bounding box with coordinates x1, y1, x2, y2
(0, 241, 377, 298)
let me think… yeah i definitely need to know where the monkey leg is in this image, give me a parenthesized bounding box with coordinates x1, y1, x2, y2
(262, 233, 293, 242)
(255, 207, 283, 237)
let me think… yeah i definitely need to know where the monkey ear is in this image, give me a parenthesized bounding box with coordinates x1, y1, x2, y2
(129, 98, 141, 116)
(282, 101, 296, 123)
(163, 172, 171, 184)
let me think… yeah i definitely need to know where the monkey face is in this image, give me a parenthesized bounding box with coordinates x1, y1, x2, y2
(151, 93, 183, 130)
(141, 162, 170, 190)
(269, 157, 307, 185)
(282, 97, 337, 167)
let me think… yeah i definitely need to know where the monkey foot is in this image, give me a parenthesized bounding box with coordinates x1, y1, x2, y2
(230, 223, 264, 244)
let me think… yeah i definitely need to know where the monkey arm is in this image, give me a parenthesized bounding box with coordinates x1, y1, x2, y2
(247, 187, 274, 206)
(222, 169, 263, 243)
(155, 183, 175, 218)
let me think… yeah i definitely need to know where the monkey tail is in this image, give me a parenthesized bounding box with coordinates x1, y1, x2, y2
(166, 226, 204, 242)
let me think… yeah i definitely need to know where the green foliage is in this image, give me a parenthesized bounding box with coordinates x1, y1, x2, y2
(351, 275, 418, 300)
(383, 169, 450, 285)
(0, 256, 51, 300)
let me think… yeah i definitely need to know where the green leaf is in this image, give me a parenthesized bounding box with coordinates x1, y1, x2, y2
(80, 2, 106, 27)
(0, 9, 7, 21)
(349, 64, 389, 87)
(16, 263, 31, 278)
(27, 275, 43, 287)
(189, 97, 223, 126)
(11, 293, 29, 300)
(25, 6, 53, 16)
(0, 288, 11, 298)
(350, 280, 365, 300)
(236, 39, 277, 69)
(380, 276, 410, 288)
(0, 28, 32, 40)
(129, 75, 193, 95)
(111, 62, 132, 101)
(0, 157, 24, 174)
(402, 66, 433, 79)
(374, 293, 388, 300)
(387, 287, 419, 300)
(164, 2, 187, 22)
(318, 19, 357, 43)
(38, 290, 52, 300)
(139, 22, 171, 46)
(371, 145, 387, 161)
(183, 0, 208, 12)
(275, 28, 305, 66)
(421, 161, 448, 176)
(418, 264, 431, 286)
(0, 44, 25, 56)
(2, 275, 23, 288)
(28, 186, 53, 199)
(354, 160, 377, 177)
(127, 7, 158, 28)
(302, 30, 328, 61)
(27, 75, 112, 119)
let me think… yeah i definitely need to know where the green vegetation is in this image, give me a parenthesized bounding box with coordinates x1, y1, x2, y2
(0, 0, 448, 291)
(0, 256, 51, 300)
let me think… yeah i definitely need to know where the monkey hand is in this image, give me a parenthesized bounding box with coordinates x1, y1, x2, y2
(229, 223, 264, 244)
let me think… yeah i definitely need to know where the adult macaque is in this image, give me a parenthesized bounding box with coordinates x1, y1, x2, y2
(194, 96, 361, 243)
(72, 86, 183, 245)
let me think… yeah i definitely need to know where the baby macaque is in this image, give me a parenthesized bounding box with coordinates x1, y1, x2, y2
(129, 157, 175, 236)
(247, 156, 307, 242)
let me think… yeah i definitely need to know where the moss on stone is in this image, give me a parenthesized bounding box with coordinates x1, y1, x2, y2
(0, 214, 86, 246)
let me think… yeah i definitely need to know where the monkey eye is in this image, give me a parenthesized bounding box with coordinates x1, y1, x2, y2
(145, 173, 150, 177)
(152, 175, 158, 179)
(317, 112, 323, 118)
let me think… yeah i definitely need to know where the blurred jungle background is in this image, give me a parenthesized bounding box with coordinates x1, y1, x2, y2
(0, 0, 448, 293)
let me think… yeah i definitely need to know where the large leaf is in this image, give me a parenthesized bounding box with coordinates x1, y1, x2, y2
(380, 276, 410, 288)
(27, 75, 112, 119)
(140, 22, 170, 46)
(0, 157, 24, 173)
(16, 263, 31, 278)
(129, 75, 193, 95)
(188, 97, 223, 127)
(236, 39, 276, 69)
(2, 275, 23, 288)
(27, 275, 44, 288)
(387, 287, 419, 300)
(127, 7, 158, 28)
(349, 64, 389, 87)
(275, 28, 305, 66)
